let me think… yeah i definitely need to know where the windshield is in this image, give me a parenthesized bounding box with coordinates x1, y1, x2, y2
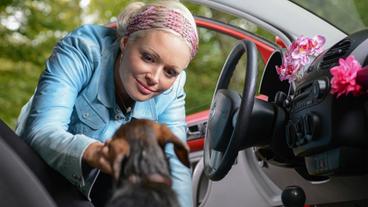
(291, 0, 368, 35)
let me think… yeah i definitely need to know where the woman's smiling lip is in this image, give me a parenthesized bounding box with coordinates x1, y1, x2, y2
(136, 79, 158, 95)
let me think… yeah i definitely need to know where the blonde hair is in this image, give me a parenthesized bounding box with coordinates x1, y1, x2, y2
(116, 0, 198, 57)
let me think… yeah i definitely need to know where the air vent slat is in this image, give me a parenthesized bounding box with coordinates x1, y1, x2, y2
(320, 39, 351, 70)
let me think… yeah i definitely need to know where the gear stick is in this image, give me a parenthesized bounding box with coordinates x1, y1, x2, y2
(281, 186, 306, 207)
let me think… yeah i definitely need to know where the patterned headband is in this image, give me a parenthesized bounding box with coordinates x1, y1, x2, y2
(126, 5, 198, 58)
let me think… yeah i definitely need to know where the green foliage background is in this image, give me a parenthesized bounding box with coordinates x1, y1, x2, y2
(2, 0, 368, 129)
(0, 0, 257, 128)
(0, 0, 84, 128)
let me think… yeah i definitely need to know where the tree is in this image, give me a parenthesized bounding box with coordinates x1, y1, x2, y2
(0, 0, 84, 127)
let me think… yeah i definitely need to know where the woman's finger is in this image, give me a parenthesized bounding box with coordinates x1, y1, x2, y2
(105, 138, 112, 145)
(101, 145, 110, 159)
(99, 156, 113, 175)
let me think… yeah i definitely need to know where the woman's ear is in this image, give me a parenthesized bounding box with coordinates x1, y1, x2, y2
(120, 36, 129, 51)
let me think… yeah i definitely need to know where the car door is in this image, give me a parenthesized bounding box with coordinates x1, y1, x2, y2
(187, 2, 368, 206)
(187, 15, 277, 165)
(187, 15, 279, 207)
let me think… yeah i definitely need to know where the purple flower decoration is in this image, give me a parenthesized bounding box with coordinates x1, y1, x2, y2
(276, 35, 326, 82)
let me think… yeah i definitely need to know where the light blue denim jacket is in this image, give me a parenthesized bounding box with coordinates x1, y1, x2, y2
(15, 24, 192, 207)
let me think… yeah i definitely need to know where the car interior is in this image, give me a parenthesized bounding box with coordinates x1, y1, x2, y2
(0, 119, 94, 207)
(1, 1, 368, 207)
(191, 29, 368, 207)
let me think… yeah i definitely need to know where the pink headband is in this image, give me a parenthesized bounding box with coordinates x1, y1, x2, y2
(126, 5, 198, 58)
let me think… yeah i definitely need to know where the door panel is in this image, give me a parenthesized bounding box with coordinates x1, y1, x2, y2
(188, 16, 277, 207)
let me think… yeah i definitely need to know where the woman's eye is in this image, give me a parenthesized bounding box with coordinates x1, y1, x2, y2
(142, 53, 155, 63)
(165, 68, 179, 78)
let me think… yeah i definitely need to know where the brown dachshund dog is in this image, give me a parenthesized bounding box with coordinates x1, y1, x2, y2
(105, 119, 190, 207)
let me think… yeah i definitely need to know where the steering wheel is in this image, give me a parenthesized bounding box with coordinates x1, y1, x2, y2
(204, 40, 258, 181)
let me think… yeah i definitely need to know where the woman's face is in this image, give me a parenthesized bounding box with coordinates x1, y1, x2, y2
(118, 30, 191, 102)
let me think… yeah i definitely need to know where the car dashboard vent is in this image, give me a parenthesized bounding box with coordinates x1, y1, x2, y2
(319, 38, 351, 70)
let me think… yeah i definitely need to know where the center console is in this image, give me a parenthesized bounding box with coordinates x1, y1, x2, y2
(286, 30, 368, 176)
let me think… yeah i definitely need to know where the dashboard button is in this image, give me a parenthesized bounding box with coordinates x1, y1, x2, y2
(305, 113, 321, 140)
(313, 79, 328, 99)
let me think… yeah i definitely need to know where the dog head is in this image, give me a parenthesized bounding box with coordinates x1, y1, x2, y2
(108, 119, 190, 182)
(106, 181, 180, 207)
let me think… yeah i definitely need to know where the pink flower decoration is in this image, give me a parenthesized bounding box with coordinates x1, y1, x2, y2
(291, 35, 326, 65)
(330, 55, 362, 97)
(276, 57, 301, 81)
(276, 35, 326, 82)
(311, 35, 327, 55)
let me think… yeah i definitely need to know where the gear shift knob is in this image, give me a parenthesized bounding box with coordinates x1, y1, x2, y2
(281, 185, 306, 207)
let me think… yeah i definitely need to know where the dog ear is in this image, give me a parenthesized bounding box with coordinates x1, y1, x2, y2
(158, 125, 191, 168)
(109, 138, 130, 181)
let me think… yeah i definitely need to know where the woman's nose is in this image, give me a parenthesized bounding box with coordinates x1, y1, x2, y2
(145, 68, 161, 85)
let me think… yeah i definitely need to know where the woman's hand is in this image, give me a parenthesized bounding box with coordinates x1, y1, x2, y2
(83, 141, 113, 175)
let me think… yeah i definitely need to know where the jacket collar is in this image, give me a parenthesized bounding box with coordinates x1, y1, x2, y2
(131, 99, 157, 121)
(97, 38, 119, 109)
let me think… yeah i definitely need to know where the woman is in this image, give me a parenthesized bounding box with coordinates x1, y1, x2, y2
(15, 1, 198, 206)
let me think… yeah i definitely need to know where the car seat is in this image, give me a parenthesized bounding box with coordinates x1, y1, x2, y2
(0, 119, 93, 207)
